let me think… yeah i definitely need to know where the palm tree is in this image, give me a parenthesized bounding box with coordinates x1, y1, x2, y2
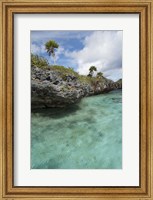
(88, 66, 97, 77)
(96, 72, 103, 79)
(45, 40, 59, 65)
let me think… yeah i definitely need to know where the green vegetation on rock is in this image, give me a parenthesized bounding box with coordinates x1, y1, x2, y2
(31, 54, 49, 69)
(51, 65, 78, 76)
(31, 54, 122, 109)
(97, 72, 103, 79)
(31, 54, 107, 86)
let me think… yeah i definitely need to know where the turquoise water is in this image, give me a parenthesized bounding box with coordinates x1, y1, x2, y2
(31, 90, 122, 169)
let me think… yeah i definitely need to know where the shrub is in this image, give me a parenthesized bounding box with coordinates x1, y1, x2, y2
(31, 54, 49, 69)
(50, 65, 79, 76)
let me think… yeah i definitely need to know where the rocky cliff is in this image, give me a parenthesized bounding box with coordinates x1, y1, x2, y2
(31, 66, 122, 109)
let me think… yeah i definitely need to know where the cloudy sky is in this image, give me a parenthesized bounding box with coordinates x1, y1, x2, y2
(31, 30, 122, 81)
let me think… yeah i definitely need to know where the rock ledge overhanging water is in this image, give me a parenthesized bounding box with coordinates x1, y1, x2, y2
(31, 66, 122, 109)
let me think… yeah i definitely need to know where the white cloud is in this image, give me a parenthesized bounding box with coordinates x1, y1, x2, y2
(104, 68, 122, 81)
(31, 42, 64, 64)
(31, 44, 40, 54)
(54, 46, 64, 61)
(31, 31, 123, 81)
(66, 31, 122, 81)
(31, 43, 46, 54)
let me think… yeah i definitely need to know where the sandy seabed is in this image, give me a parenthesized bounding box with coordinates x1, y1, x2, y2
(31, 90, 122, 169)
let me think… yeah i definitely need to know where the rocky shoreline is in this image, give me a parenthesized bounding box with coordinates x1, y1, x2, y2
(31, 66, 122, 109)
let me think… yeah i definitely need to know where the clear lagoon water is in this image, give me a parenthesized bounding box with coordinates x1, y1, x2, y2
(31, 89, 122, 169)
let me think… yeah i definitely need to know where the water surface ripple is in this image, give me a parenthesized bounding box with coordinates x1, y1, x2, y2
(31, 89, 122, 169)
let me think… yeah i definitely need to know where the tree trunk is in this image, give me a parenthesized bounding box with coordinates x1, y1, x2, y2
(53, 56, 56, 65)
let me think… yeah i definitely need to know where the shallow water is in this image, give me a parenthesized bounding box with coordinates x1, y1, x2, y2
(31, 90, 122, 169)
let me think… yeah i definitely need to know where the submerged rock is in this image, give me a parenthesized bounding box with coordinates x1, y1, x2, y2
(31, 66, 122, 109)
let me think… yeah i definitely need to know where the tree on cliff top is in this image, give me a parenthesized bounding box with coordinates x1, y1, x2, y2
(45, 40, 59, 65)
(96, 72, 103, 79)
(88, 66, 97, 77)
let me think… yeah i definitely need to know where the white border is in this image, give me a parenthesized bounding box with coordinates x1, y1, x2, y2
(14, 14, 139, 186)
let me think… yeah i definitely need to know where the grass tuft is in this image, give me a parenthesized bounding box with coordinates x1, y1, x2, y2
(31, 54, 106, 85)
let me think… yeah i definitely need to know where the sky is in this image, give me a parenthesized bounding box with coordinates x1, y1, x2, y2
(31, 30, 122, 81)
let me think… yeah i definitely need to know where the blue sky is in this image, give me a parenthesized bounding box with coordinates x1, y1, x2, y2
(31, 31, 122, 81)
